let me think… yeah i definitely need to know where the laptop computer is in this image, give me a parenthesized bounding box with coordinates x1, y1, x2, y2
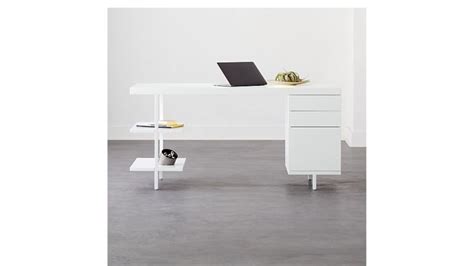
(217, 62, 267, 86)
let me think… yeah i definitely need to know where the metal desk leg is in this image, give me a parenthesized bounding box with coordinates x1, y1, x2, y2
(312, 174, 317, 190)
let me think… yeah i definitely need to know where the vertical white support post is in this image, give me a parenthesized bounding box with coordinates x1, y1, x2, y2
(312, 174, 317, 190)
(154, 95, 160, 190)
(159, 94, 164, 180)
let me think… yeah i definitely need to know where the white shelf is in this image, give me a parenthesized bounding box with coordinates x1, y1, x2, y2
(130, 158, 186, 172)
(130, 122, 184, 134)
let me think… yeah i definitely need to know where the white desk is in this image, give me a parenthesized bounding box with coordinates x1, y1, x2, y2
(129, 83, 341, 190)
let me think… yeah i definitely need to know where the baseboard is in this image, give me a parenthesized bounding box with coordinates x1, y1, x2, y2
(108, 125, 285, 140)
(342, 126, 366, 147)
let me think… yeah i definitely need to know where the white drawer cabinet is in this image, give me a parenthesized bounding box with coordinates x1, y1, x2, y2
(285, 94, 341, 190)
(289, 95, 340, 111)
(288, 127, 341, 171)
(289, 111, 341, 126)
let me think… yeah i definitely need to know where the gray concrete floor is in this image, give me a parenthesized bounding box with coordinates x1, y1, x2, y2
(109, 140, 366, 266)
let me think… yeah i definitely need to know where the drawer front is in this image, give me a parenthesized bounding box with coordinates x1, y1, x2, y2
(289, 96, 340, 111)
(288, 127, 341, 171)
(289, 111, 340, 126)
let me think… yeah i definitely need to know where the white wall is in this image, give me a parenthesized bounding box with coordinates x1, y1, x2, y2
(343, 8, 366, 147)
(108, 8, 365, 146)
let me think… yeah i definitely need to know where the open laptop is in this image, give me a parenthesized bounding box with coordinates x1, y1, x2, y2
(217, 62, 267, 86)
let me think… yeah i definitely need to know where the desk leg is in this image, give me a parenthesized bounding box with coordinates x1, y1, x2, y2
(159, 135, 163, 180)
(154, 94, 160, 190)
(312, 174, 317, 190)
(159, 94, 164, 181)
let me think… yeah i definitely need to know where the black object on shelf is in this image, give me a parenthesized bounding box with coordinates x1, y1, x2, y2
(159, 149, 178, 165)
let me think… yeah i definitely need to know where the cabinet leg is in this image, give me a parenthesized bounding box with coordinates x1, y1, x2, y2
(154, 171, 159, 190)
(312, 174, 317, 190)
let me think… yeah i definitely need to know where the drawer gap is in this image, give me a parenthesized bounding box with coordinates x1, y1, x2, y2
(289, 94, 341, 96)
(290, 110, 341, 113)
(290, 126, 340, 128)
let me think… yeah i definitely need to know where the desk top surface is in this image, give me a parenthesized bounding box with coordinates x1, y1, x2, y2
(130, 83, 340, 95)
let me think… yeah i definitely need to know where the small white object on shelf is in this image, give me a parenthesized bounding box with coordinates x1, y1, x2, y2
(129, 122, 184, 134)
(130, 158, 186, 172)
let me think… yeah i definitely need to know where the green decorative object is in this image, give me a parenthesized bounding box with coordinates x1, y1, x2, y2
(275, 71, 302, 82)
(272, 71, 309, 85)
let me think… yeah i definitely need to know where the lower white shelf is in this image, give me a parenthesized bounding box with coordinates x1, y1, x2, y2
(130, 158, 186, 172)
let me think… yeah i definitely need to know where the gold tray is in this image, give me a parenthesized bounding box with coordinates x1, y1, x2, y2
(268, 79, 310, 86)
